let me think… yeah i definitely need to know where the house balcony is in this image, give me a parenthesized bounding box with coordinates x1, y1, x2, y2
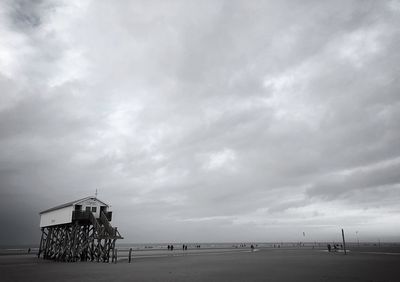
(72, 210, 112, 222)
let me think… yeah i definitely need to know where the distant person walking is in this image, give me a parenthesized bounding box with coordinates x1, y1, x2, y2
(171, 245, 174, 251)
(327, 244, 331, 252)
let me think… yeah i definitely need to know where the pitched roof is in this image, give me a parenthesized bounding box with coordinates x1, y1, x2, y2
(40, 196, 109, 214)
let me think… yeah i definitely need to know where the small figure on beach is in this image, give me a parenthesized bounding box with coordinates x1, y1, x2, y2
(171, 245, 174, 251)
(327, 244, 331, 252)
(168, 245, 170, 250)
(185, 245, 188, 251)
(251, 244, 254, 251)
(27, 248, 31, 254)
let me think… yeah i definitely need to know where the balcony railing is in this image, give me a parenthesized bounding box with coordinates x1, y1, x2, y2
(72, 210, 112, 221)
(72, 210, 91, 221)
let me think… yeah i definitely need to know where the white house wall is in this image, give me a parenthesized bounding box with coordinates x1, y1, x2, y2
(40, 206, 73, 228)
(78, 198, 107, 219)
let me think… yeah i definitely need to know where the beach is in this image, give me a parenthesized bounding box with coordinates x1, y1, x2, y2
(1, 246, 399, 282)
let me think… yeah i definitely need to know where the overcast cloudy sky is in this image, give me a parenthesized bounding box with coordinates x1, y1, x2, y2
(1, 0, 399, 245)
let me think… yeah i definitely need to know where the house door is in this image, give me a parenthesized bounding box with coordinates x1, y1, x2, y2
(100, 206, 107, 215)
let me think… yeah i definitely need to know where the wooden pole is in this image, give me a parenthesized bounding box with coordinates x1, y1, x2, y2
(341, 229, 347, 255)
(38, 229, 44, 258)
(128, 248, 132, 263)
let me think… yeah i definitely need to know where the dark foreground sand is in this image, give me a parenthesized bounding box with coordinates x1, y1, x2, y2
(1, 248, 399, 282)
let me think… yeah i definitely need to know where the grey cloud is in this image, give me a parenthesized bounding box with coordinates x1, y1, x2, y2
(0, 0, 399, 244)
(307, 159, 400, 199)
(8, 0, 44, 30)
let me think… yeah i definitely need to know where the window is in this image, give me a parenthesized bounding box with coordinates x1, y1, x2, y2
(92, 207, 97, 212)
(86, 207, 91, 212)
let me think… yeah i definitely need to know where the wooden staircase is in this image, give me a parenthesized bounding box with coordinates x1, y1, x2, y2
(89, 211, 123, 239)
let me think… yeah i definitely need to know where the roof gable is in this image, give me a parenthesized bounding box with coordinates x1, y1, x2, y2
(74, 196, 109, 207)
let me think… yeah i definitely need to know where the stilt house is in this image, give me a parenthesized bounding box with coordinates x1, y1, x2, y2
(38, 196, 123, 262)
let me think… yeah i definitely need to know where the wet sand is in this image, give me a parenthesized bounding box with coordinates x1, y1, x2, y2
(1, 247, 399, 282)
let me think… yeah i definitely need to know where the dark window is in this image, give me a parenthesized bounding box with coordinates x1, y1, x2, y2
(86, 207, 91, 212)
(92, 207, 97, 212)
(75, 205, 82, 211)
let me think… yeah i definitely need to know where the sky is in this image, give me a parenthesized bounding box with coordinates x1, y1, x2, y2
(0, 0, 399, 245)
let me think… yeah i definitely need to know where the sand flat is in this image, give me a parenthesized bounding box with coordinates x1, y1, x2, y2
(1, 248, 399, 282)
